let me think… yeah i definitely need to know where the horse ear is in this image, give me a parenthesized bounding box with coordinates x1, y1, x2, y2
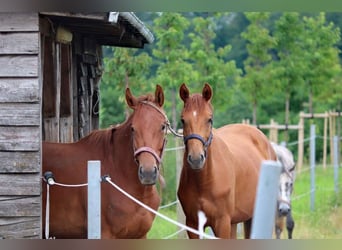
(125, 87, 138, 109)
(155, 84, 164, 107)
(179, 83, 190, 103)
(202, 83, 212, 102)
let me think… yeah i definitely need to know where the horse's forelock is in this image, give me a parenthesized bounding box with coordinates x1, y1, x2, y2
(184, 94, 212, 113)
(137, 93, 156, 104)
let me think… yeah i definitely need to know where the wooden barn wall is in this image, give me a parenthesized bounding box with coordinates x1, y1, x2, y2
(40, 18, 101, 143)
(0, 13, 41, 239)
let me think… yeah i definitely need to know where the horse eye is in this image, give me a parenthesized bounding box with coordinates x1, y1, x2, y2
(131, 126, 135, 133)
(161, 124, 166, 131)
(208, 118, 213, 125)
(181, 119, 185, 125)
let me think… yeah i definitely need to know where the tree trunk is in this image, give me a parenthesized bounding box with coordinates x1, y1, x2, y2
(125, 71, 130, 120)
(253, 99, 257, 125)
(171, 87, 178, 130)
(308, 84, 313, 115)
(284, 93, 290, 142)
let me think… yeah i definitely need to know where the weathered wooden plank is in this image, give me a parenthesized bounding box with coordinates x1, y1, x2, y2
(0, 33, 39, 55)
(0, 196, 40, 217)
(42, 36, 56, 117)
(0, 78, 39, 103)
(0, 56, 38, 77)
(0, 216, 40, 239)
(0, 152, 39, 173)
(0, 126, 40, 151)
(0, 13, 39, 32)
(0, 103, 40, 126)
(0, 173, 40, 195)
(60, 44, 72, 117)
(43, 118, 59, 142)
(60, 116, 73, 143)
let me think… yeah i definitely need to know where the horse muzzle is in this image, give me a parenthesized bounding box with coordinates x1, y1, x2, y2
(278, 202, 291, 216)
(138, 165, 158, 185)
(187, 152, 205, 170)
(134, 146, 161, 185)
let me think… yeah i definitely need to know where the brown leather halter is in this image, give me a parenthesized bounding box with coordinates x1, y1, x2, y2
(132, 101, 169, 168)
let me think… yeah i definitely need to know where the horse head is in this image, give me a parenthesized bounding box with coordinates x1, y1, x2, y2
(274, 143, 296, 216)
(125, 84, 167, 185)
(179, 83, 213, 170)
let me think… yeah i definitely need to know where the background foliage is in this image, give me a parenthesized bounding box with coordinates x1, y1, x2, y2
(100, 12, 342, 162)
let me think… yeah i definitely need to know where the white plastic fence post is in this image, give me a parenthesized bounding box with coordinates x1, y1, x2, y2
(251, 160, 281, 239)
(334, 135, 339, 193)
(310, 124, 316, 211)
(87, 160, 101, 239)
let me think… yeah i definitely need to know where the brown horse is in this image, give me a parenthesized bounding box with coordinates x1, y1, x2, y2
(177, 83, 277, 239)
(42, 85, 168, 239)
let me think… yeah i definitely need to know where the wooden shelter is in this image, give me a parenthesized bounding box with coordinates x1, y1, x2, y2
(0, 12, 153, 239)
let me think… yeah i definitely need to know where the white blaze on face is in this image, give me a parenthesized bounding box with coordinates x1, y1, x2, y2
(279, 173, 292, 204)
(193, 110, 197, 118)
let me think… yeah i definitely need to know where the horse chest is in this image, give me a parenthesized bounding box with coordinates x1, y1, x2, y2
(102, 190, 159, 238)
(178, 183, 231, 221)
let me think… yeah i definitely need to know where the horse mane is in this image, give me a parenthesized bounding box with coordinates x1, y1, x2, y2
(80, 128, 114, 148)
(80, 93, 158, 149)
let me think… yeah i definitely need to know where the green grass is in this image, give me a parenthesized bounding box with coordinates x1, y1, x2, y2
(147, 206, 181, 239)
(290, 165, 342, 239)
(147, 157, 342, 239)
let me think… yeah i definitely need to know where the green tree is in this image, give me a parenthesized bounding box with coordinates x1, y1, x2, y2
(100, 47, 152, 127)
(152, 12, 193, 130)
(272, 12, 305, 140)
(188, 13, 241, 126)
(301, 13, 341, 114)
(239, 12, 277, 124)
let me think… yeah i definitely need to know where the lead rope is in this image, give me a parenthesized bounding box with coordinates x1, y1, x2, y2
(140, 101, 183, 138)
(43, 172, 88, 239)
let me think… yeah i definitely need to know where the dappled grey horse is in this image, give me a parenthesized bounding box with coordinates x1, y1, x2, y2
(271, 142, 296, 239)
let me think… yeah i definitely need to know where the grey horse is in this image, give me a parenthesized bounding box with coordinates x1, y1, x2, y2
(271, 142, 296, 239)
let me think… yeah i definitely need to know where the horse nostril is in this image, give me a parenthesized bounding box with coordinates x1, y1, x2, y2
(200, 154, 205, 162)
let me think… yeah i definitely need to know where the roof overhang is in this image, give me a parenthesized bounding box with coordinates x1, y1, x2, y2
(40, 12, 154, 48)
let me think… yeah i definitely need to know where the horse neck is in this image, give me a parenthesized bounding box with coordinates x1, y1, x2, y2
(111, 121, 136, 170)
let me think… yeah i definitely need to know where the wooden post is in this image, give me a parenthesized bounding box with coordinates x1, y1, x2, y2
(297, 112, 305, 172)
(269, 119, 278, 143)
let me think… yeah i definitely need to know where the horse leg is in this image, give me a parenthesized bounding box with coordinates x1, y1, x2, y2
(243, 219, 252, 239)
(286, 211, 295, 239)
(275, 215, 284, 239)
(185, 218, 200, 239)
(211, 216, 231, 239)
(230, 223, 237, 239)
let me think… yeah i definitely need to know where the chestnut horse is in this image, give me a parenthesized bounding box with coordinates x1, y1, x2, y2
(177, 83, 277, 239)
(42, 85, 168, 238)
